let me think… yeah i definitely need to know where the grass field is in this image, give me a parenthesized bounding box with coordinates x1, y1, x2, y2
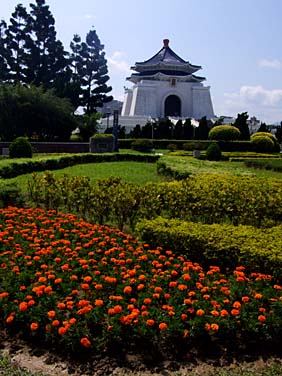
(2, 161, 168, 190)
(161, 155, 282, 179)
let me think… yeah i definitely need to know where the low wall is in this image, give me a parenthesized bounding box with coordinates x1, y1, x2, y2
(0, 142, 89, 154)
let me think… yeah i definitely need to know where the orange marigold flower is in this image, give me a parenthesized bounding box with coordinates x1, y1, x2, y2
(108, 308, 116, 316)
(169, 281, 177, 288)
(258, 315, 266, 323)
(47, 311, 56, 318)
(210, 323, 219, 331)
(28, 300, 35, 307)
(30, 322, 38, 331)
(19, 302, 28, 312)
(52, 320, 60, 327)
(81, 283, 89, 290)
(137, 284, 145, 291)
(220, 310, 229, 317)
(123, 286, 132, 294)
(113, 305, 123, 314)
(205, 323, 211, 331)
(211, 310, 219, 316)
(154, 286, 162, 293)
(231, 309, 240, 316)
(95, 284, 103, 290)
(146, 319, 155, 326)
(58, 326, 67, 336)
(183, 273, 191, 281)
(6, 315, 14, 324)
(254, 293, 262, 299)
(181, 313, 188, 321)
(233, 301, 241, 309)
(159, 322, 167, 330)
(95, 299, 104, 307)
(83, 276, 92, 283)
(0, 292, 9, 299)
(242, 296, 250, 303)
(178, 284, 187, 291)
(80, 337, 91, 347)
(196, 309, 205, 316)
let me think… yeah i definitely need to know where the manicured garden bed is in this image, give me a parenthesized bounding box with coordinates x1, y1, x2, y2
(0, 207, 281, 366)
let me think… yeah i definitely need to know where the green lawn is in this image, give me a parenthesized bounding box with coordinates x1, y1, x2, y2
(3, 161, 168, 189)
(161, 155, 282, 179)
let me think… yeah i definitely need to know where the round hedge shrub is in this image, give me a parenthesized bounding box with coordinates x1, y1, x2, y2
(251, 135, 275, 153)
(9, 137, 33, 158)
(131, 139, 154, 152)
(206, 142, 222, 161)
(208, 125, 241, 141)
(251, 132, 277, 143)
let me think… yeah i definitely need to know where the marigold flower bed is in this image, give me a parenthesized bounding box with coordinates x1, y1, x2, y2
(0, 207, 282, 357)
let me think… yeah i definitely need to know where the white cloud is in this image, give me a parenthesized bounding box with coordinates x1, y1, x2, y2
(218, 85, 282, 123)
(108, 51, 130, 74)
(225, 85, 282, 107)
(258, 59, 282, 69)
(84, 14, 94, 19)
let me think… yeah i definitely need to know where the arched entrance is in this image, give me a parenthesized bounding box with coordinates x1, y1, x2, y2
(164, 95, 181, 117)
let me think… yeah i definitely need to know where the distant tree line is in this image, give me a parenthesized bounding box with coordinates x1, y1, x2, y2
(0, 0, 112, 141)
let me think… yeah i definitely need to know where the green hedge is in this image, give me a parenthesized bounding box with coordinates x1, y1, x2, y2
(136, 217, 282, 280)
(0, 153, 160, 178)
(118, 139, 255, 152)
(27, 173, 282, 230)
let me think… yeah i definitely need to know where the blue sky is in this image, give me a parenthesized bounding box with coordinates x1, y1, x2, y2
(2, 0, 282, 123)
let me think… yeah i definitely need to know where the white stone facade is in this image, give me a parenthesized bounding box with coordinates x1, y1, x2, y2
(122, 79, 214, 120)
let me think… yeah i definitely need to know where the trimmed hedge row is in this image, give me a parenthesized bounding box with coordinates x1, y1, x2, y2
(27, 173, 282, 229)
(136, 217, 282, 280)
(243, 159, 282, 172)
(0, 153, 160, 178)
(118, 139, 255, 152)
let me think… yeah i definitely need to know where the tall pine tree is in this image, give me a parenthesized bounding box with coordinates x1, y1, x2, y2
(0, 20, 9, 82)
(233, 112, 250, 140)
(70, 29, 112, 114)
(4, 4, 32, 83)
(25, 0, 68, 89)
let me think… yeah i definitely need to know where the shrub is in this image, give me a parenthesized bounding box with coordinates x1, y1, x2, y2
(206, 142, 222, 161)
(9, 137, 33, 158)
(136, 217, 282, 280)
(251, 132, 278, 143)
(0, 183, 25, 207)
(251, 135, 275, 153)
(167, 143, 178, 151)
(131, 139, 154, 152)
(208, 125, 241, 141)
(92, 133, 114, 139)
(1, 207, 282, 357)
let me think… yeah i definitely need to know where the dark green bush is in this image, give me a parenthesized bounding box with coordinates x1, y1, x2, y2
(131, 139, 154, 152)
(206, 142, 222, 161)
(0, 183, 25, 207)
(9, 137, 33, 158)
(167, 143, 178, 151)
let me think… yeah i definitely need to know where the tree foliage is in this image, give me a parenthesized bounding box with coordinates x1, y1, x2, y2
(233, 112, 250, 140)
(0, 0, 112, 114)
(0, 84, 78, 141)
(70, 30, 113, 114)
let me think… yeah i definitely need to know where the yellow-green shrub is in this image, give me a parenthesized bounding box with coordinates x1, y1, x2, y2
(136, 217, 282, 280)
